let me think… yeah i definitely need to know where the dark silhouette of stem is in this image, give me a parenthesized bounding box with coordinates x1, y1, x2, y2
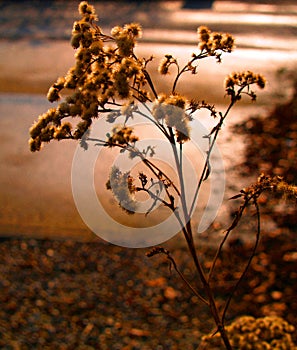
(222, 199, 261, 324)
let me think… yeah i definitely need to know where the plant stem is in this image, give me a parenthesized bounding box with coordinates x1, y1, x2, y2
(222, 198, 261, 324)
(168, 127, 232, 349)
(183, 223, 233, 350)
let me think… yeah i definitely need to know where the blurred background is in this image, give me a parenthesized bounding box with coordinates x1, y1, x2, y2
(0, 0, 296, 241)
(0, 1, 297, 349)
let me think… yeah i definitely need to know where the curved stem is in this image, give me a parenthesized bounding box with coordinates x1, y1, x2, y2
(143, 69, 159, 99)
(134, 108, 170, 140)
(142, 158, 180, 197)
(166, 253, 209, 305)
(136, 186, 172, 209)
(222, 199, 261, 324)
(172, 52, 208, 93)
(189, 86, 246, 218)
(208, 199, 248, 282)
(168, 127, 190, 232)
(166, 126, 232, 349)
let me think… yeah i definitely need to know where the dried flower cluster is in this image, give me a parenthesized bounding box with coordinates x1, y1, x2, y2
(225, 71, 266, 101)
(28, 1, 265, 155)
(202, 316, 297, 349)
(197, 26, 235, 62)
(152, 93, 191, 143)
(106, 166, 136, 214)
(158, 54, 177, 75)
(236, 173, 297, 202)
(29, 1, 147, 152)
(106, 125, 138, 147)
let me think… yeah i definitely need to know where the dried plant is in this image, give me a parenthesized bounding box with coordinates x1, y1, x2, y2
(29, 2, 297, 349)
(201, 315, 297, 349)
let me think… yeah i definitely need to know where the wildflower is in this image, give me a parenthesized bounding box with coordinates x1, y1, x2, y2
(113, 70, 130, 98)
(224, 71, 266, 101)
(57, 102, 70, 115)
(71, 33, 82, 49)
(78, 1, 95, 16)
(165, 94, 187, 109)
(47, 86, 60, 103)
(107, 126, 139, 147)
(121, 101, 137, 120)
(73, 120, 92, 139)
(152, 94, 190, 143)
(221, 33, 235, 53)
(53, 123, 72, 140)
(197, 26, 211, 43)
(224, 71, 266, 89)
(197, 25, 234, 57)
(256, 74, 266, 89)
(158, 55, 176, 75)
(39, 125, 55, 142)
(106, 166, 137, 214)
(124, 23, 142, 38)
(29, 137, 41, 152)
(159, 57, 170, 75)
(111, 23, 142, 57)
(89, 40, 103, 55)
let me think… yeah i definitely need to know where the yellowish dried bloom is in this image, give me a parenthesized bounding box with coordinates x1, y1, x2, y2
(165, 94, 187, 109)
(107, 125, 139, 146)
(197, 25, 234, 58)
(256, 73, 266, 89)
(47, 86, 60, 103)
(152, 94, 190, 143)
(121, 101, 136, 118)
(74, 120, 91, 139)
(197, 26, 211, 43)
(202, 316, 297, 349)
(79, 1, 95, 16)
(29, 137, 41, 152)
(111, 23, 141, 57)
(89, 40, 103, 55)
(158, 55, 176, 75)
(224, 71, 266, 89)
(54, 123, 72, 140)
(106, 166, 137, 214)
(124, 23, 142, 38)
(158, 58, 169, 75)
(113, 71, 130, 98)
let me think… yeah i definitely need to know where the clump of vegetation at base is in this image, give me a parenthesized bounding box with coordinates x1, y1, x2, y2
(201, 315, 297, 350)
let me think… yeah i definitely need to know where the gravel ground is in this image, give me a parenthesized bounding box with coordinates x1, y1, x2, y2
(0, 224, 296, 349)
(0, 236, 211, 350)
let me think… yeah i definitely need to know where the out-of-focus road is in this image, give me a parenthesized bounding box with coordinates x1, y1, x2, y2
(0, 0, 296, 240)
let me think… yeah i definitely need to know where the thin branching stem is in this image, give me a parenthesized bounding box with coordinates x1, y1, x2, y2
(143, 69, 159, 99)
(166, 253, 209, 305)
(168, 127, 191, 232)
(172, 52, 208, 93)
(208, 199, 248, 282)
(135, 186, 172, 209)
(134, 108, 170, 140)
(222, 198, 261, 324)
(189, 86, 247, 218)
